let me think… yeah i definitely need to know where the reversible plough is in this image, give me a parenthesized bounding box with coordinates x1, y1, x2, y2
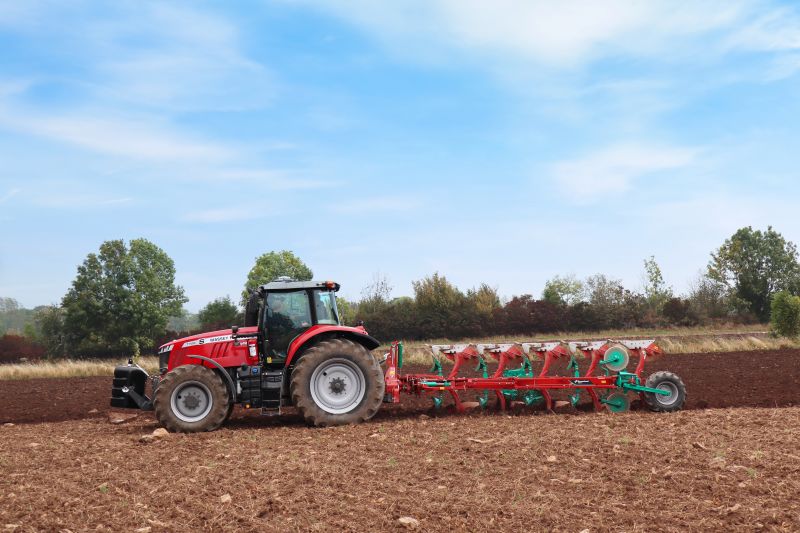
(383, 339, 686, 414)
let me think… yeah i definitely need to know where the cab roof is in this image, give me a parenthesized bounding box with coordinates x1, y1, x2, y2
(259, 279, 340, 293)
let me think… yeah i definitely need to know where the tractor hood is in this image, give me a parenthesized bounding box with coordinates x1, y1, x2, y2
(158, 326, 260, 354)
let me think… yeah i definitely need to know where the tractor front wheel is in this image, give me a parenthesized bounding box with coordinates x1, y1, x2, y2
(290, 339, 384, 427)
(154, 365, 231, 433)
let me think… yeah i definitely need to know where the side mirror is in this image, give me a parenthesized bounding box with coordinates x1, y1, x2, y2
(231, 325, 239, 339)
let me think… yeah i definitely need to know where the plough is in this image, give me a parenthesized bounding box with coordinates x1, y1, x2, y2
(383, 339, 686, 414)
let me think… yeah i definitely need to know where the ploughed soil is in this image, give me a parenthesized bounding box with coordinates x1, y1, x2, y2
(1, 348, 798, 424)
(1, 408, 799, 531)
(0, 349, 799, 531)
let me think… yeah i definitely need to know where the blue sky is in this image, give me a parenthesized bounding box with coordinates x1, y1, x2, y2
(2, 0, 800, 311)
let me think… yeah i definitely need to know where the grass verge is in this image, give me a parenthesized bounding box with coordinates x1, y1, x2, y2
(0, 357, 159, 381)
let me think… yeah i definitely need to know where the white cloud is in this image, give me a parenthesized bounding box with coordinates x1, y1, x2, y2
(302, 0, 752, 67)
(91, 3, 276, 112)
(4, 2, 276, 112)
(550, 143, 699, 202)
(305, 0, 800, 68)
(0, 108, 233, 162)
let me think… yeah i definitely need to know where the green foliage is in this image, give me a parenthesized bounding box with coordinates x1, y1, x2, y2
(770, 291, 800, 338)
(242, 250, 313, 305)
(642, 256, 673, 313)
(33, 305, 65, 358)
(708, 226, 800, 321)
(686, 273, 731, 320)
(412, 273, 469, 338)
(61, 239, 187, 357)
(198, 296, 240, 330)
(542, 275, 585, 305)
(336, 297, 357, 326)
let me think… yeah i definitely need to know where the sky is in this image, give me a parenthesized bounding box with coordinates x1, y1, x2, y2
(2, 0, 800, 312)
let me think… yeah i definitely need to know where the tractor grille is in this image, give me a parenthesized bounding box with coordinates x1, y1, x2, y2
(159, 351, 170, 373)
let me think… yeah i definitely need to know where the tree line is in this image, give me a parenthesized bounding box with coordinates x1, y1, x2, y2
(3, 226, 800, 362)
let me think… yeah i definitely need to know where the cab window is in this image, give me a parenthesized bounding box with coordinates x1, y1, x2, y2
(265, 290, 311, 357)
(314, 290, 339, 325)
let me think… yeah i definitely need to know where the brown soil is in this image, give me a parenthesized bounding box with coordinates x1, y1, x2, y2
(1, 349, 799, 425)
(1, 408, 798, 531)
(1, 349, 799, 531)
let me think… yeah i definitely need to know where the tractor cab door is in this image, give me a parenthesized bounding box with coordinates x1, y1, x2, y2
(263, 290, 312, 362)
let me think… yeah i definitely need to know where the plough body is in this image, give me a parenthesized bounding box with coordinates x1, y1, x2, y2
(383, 339, 686, 414)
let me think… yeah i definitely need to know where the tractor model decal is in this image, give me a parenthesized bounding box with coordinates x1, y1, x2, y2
(182, 335, 232, 348)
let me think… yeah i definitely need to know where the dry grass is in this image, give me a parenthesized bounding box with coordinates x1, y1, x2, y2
(0, 356, 159, 381)
(386, 330, 799, 365)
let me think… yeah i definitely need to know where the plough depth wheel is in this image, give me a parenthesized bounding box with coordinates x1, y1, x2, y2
(642, 371, 686, 412)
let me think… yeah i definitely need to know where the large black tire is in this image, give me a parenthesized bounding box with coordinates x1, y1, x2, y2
(223, 401, 235, 422)
(154, 365, 231, 433)
(290, 339, 384, 427)
(643, 371, 686, 412)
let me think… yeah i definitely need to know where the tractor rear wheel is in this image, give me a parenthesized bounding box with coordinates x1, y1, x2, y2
(643, 371, 686, 412)
(154, 365, 231, 433)
(290, 339, 384, 427)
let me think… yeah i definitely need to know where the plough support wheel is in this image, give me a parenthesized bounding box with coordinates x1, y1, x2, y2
(643, 371, 686, 412)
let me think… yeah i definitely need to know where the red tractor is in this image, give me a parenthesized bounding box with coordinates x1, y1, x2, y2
(111, 279, 386, 432)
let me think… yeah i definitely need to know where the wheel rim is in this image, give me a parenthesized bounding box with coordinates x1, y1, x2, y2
(170, 380, 213, 423)
(309, 358, 366, 415)
(655, 381, 679, 406)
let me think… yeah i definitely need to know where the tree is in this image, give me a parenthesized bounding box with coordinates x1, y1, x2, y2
(242, 250, 313, 305)
(708, 226, 800, 321)
(412, 273, 468, 339)
(198, 296, 240, 331)
(61, 239, 187, 357)
(359, 273, 392, 313)
(542, 275, 585, 306)
(686, 272, 731, 321)
(770, 291, 800, 338)
(34, 305, 65, 358)
(336, 296, 357, 326)
(642, 256, 672, 313)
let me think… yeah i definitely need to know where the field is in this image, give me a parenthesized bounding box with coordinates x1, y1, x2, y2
(1, 348, 799, 531)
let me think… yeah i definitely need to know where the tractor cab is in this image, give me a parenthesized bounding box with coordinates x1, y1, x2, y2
(245, 278, 342, 362)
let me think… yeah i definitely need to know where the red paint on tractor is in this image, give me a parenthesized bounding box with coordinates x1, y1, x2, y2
(285, 324, 378, 366)
(164, 326, 259, 371)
